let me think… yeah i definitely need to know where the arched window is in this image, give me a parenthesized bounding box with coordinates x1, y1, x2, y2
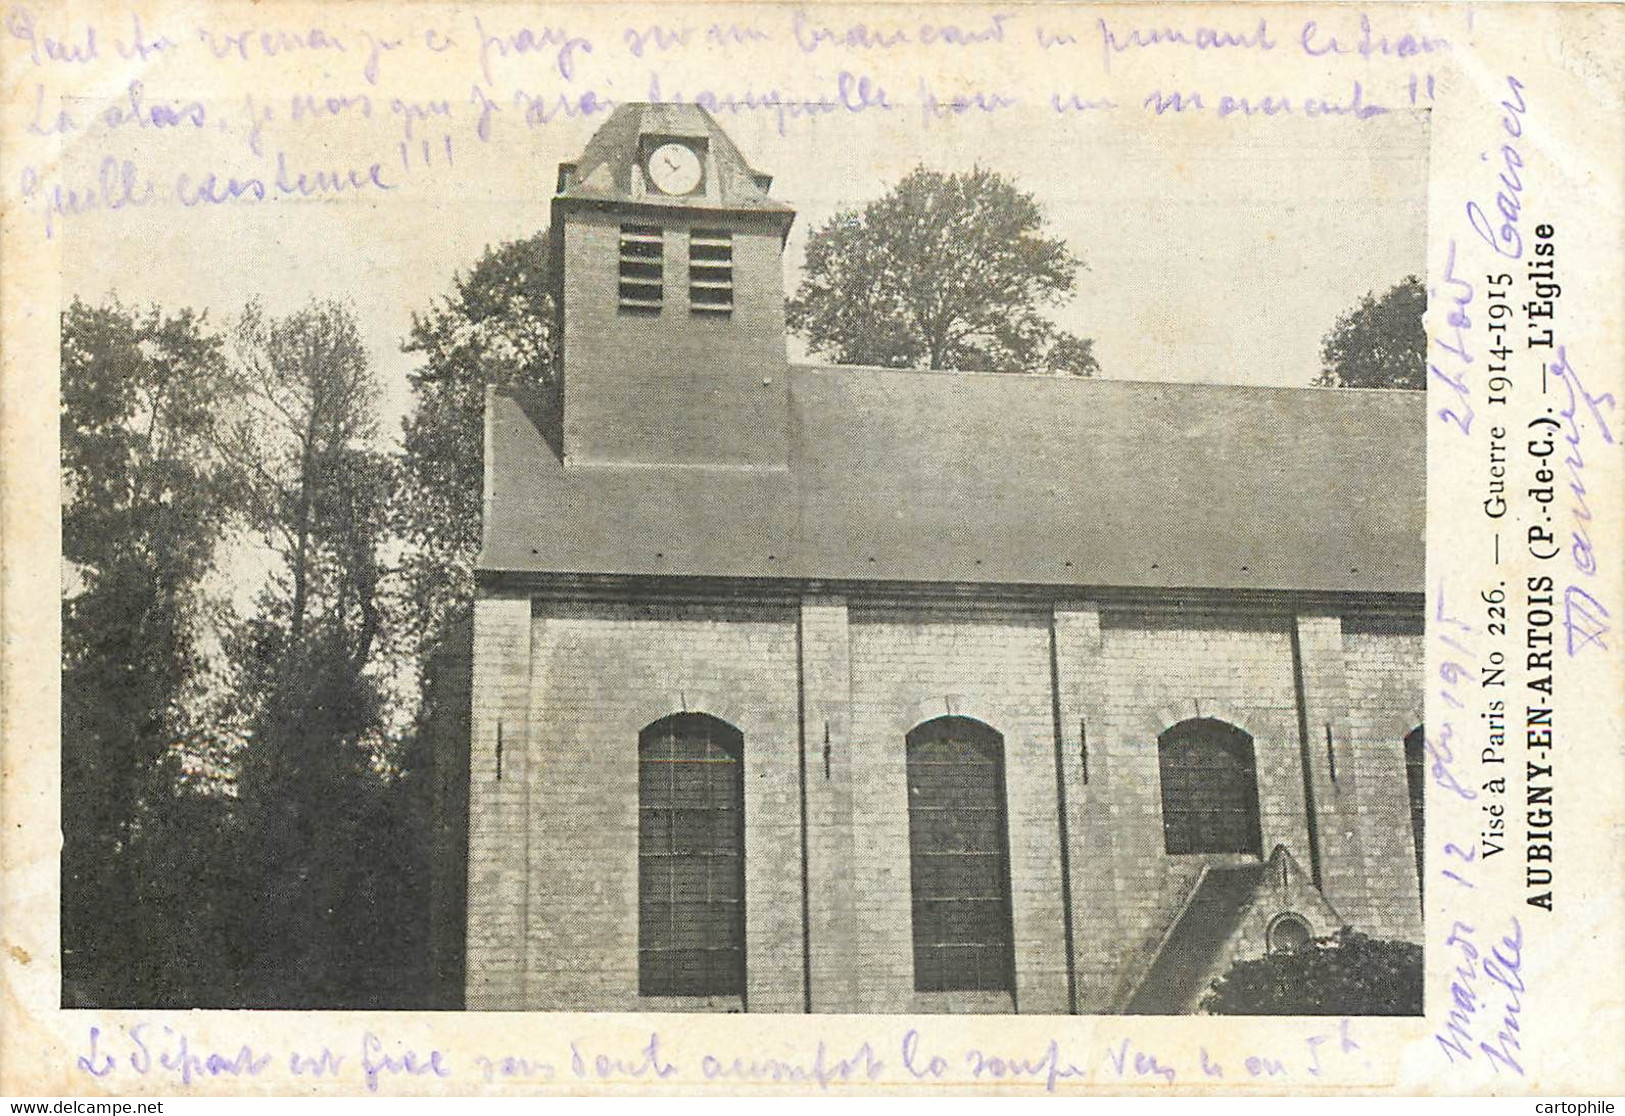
(1267, 912, 1314, 954)
(905, 716, 1015, 993)
(1157, 718, 1262, 856)
(1404, 725, 1425, 892)
(638, 713, 744, 997)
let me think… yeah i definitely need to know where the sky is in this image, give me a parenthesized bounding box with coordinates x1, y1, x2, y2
(62, 100, 1429, 442)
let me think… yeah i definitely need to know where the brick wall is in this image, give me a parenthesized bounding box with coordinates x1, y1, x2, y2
(464, 589, 1425, 1012)
(560, 211, 790, 467)
(465, 593, 533, 1009)
(1343, 622, 1426, 941)
(844, 601, 1070, 1015)
(520, 597, 802, 1012)
(1063, 610, 1313, 1009)
(801, 596, 858, 1012)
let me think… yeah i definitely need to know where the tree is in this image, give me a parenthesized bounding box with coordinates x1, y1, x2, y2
(397, 230, 556, 662)
(224, 299, 388, 659)
(59, 298, 239, 1005)
(61, 293, 445, 1009)
(787, 166, 1098, 376)
(218, 298, 407, 1006)
(1316, 275, 1426, 389)
(1201, 927, 1423, 1015)
(121, 743, 255, 1007)
(376, 235, 559, 1009)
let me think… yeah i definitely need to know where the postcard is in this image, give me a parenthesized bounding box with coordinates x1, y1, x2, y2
(2, 0, 1620, 1097)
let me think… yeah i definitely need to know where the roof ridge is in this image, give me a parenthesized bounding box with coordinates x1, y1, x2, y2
(555, 102, 794, 214)
(787, 362, 1425, 394)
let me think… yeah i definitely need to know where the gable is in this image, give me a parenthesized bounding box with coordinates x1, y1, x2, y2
(1123, 845, 1344, 1014)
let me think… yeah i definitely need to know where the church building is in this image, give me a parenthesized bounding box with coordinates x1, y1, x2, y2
(437, 103, 1426, 1015)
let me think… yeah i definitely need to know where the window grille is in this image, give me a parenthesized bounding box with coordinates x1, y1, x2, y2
(637, 713, 745, 997)
(905, 716, 1015, 993)
(1157, 719, 1263, 856)
(688, 229, 733, 314)
(1404, 725, 1425, 892)
(619, 224, 664, 313)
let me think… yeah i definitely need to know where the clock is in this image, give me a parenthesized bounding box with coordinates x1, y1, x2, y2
(647, 142, 703, 196)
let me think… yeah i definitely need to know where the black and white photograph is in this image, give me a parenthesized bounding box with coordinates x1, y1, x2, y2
(57, 84, 1431, 1020)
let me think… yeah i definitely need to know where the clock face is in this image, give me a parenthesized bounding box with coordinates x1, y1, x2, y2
(648, 142, 703, 196)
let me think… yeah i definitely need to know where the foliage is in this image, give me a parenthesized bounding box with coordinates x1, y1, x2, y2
(787, 166, 1098, 376)
(222, 299, 389, 660)
(384, 234, 557, 1006)
(1315, 275, 1426, 389)
(397, 231, 556, 664)
(1201, 927, 1424, 1016)
(384, 237, 560, 1004)
(120, 753, 255, 1007)
(62, 295, 440, 1009)
(59, 298, 239, 1005)
(217, 298, 426, 1006)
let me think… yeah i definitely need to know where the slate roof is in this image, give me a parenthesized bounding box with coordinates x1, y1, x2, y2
(479, 367, 1425, 594)
(553, 103, 794, 217)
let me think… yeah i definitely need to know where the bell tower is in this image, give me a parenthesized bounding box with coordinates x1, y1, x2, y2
(550, 104, 797, 468)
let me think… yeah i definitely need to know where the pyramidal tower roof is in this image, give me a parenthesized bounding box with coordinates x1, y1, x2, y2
(554, 103, 794, 216)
